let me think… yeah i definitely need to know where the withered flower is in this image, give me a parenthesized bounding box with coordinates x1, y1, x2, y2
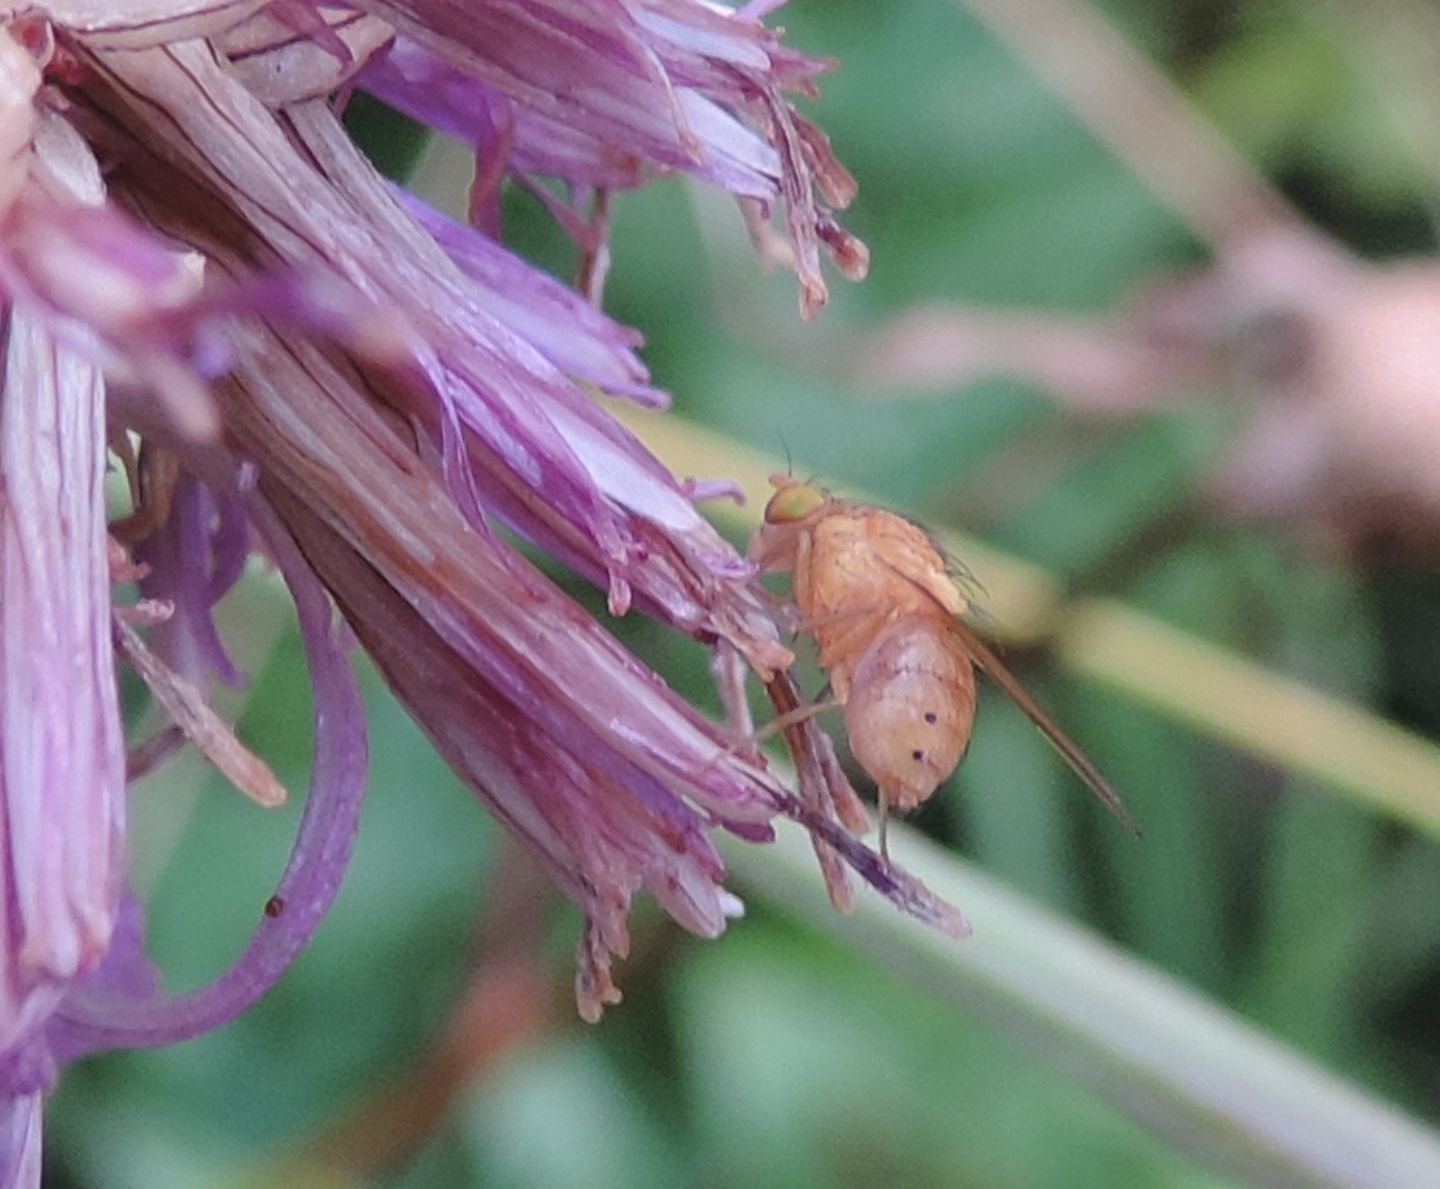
(0, 2, 951, 1176)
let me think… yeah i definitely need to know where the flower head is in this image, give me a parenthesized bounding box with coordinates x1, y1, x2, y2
(0, 1, 949, 1177)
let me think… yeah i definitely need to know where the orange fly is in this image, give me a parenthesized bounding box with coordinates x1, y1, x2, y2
(749, 475, 1140, 855)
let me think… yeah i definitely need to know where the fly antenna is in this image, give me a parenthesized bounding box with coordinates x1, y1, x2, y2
(778, 432, 794, 478)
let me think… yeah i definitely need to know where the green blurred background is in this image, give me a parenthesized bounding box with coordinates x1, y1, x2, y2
(47, 2, 1440, 1185)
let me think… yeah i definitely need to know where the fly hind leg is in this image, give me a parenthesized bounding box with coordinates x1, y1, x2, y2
(702, 695, 843, 772)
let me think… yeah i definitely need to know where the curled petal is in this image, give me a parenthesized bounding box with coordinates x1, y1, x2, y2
(682, 477, 747, 505)
(50, 498, 367, 1056)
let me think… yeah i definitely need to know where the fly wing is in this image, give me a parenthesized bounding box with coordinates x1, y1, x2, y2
(875, 555, 1141, 836)
(862, 508, 967, 616)
(944, 615, 1142, 836)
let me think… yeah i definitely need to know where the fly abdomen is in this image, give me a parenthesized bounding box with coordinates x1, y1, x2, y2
(842, 615, 977, 810)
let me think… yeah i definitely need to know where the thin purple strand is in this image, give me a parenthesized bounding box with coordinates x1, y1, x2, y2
(48, 498, 367, 1056)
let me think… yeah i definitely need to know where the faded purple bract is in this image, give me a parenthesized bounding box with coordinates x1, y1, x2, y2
(0, 0, 953, 1179)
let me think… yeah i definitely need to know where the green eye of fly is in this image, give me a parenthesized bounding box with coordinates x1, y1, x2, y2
(764, 483, 827, 524)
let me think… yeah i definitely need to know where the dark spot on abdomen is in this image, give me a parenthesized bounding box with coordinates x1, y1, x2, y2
(923, 712, 937, 724)
(912, 749, 925, 762)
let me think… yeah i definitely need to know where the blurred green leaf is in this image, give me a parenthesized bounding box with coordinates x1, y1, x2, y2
(723, 820, 1440, 1189)
(675, 915, 1233, 1189)
(953, 692, 1078, 913)
(1241, 786, 1381, 1062)
(342, 94, 432, 184)
(460, 1040, 688, 1189)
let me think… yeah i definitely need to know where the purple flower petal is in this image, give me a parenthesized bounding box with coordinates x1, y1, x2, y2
(398, 188, 665, 405)
(37, 1, 270, 48)
(1, 107, 220, 441)
(219, 5, 394, 105)
(361, 33, 779, 197)
(275, 486, 750, 1018)
(354, 0, 860, 313)
(0, 1092, 40, 1189)
(137, 473, 248, 687)
(0, 306, 124, 1051)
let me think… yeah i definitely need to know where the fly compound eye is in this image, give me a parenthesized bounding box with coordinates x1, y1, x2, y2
(764, 482, 827, 524)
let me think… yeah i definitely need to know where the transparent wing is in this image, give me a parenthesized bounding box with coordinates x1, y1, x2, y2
(945, 614, 1142, 836)
(876, 554, 1142, 835)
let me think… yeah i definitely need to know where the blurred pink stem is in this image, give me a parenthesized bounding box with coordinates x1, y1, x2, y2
(848, 303, 1213, 410)
(956, 0, 1310, 253)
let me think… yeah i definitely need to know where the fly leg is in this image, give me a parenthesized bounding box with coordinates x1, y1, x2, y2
(791, 603, 894, 702)
(703, 699, 842, 767)
(701, 696, 842, 772)
(753, 697, 843, 742)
